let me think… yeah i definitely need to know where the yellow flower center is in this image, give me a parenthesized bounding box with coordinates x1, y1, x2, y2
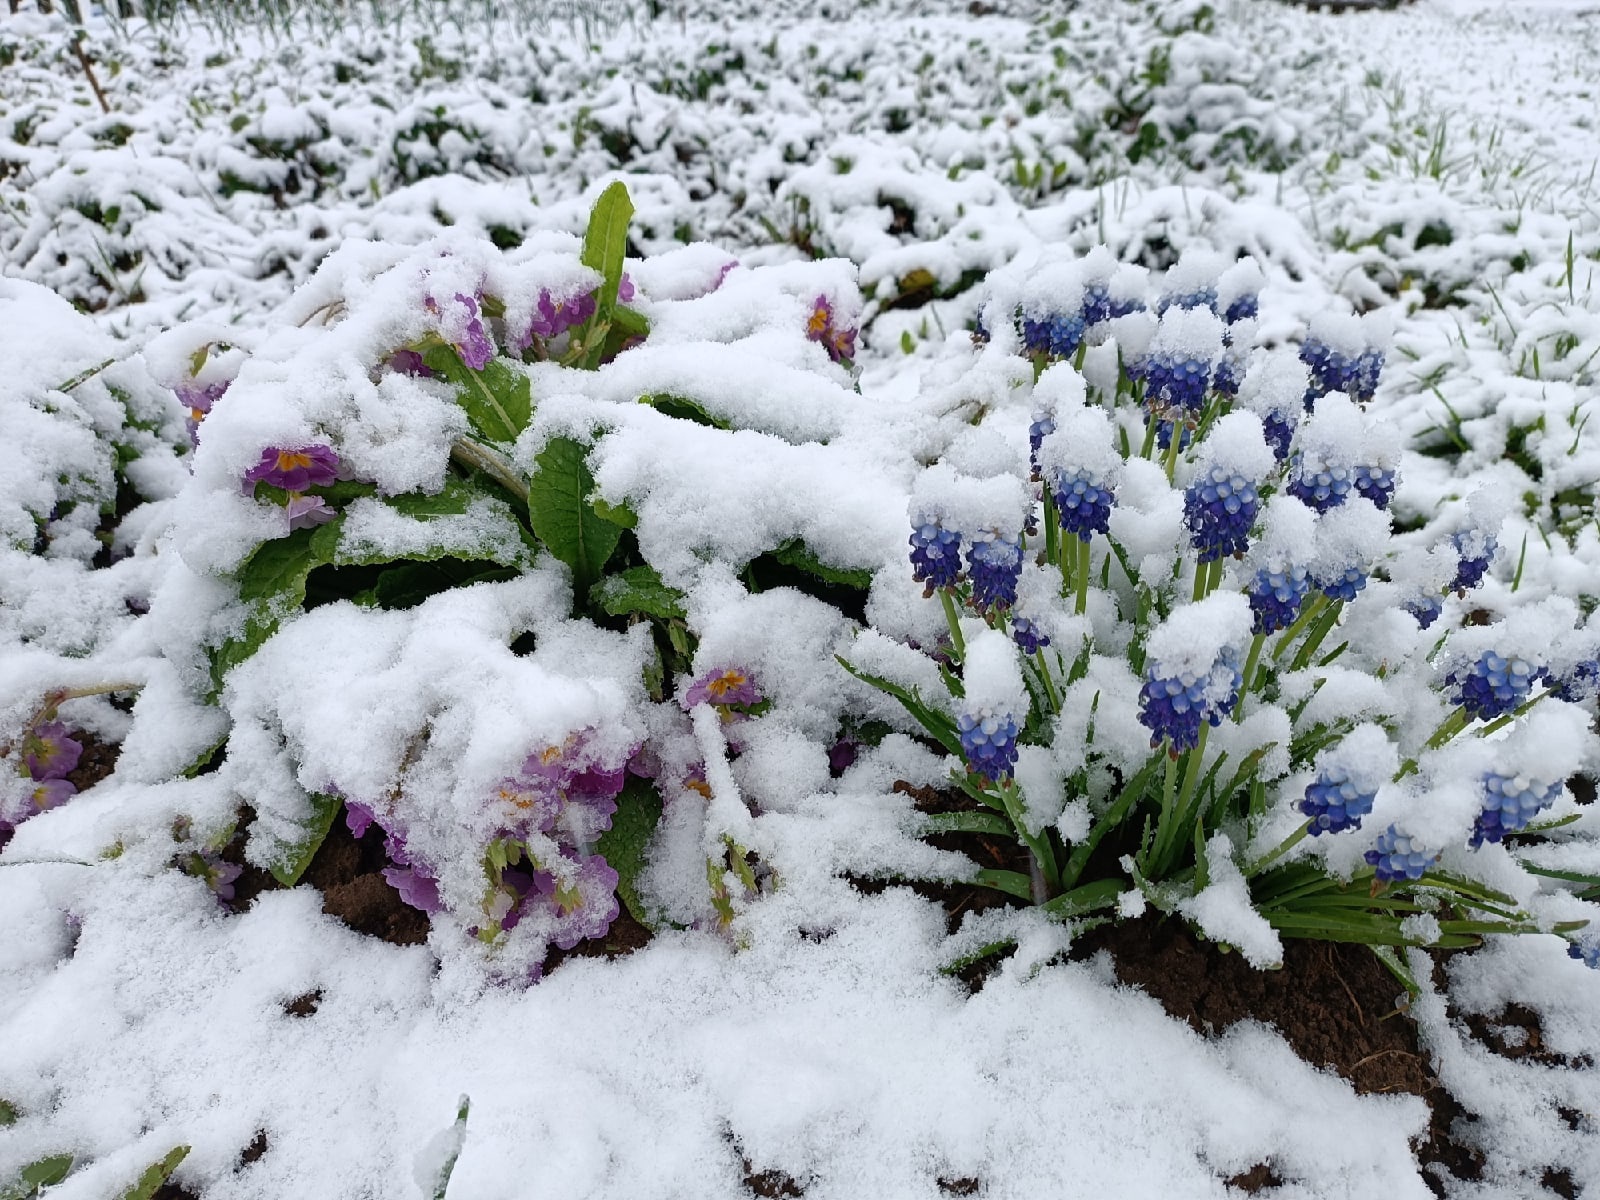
(276, 450, 314, 472)
(705, 671, 747, 701)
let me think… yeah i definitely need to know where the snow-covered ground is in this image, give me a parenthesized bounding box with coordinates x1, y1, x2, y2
(3, 0, 1600, 1196)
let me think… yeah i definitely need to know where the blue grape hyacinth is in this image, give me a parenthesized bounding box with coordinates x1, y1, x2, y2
(1451, 651, 1539, 721)
(1553, 658, 1600, 703)
(1053, 468, 1116, 542)
(1351, 464, 1397, 510)
(958, 708, 1019, 783)
(1138, 649, 1243, 754)
(1472, 773, 1562, 847)
(1223, 293, 1259, 324)
(1451, 530, 1498, 593)
(1022, 310, 1087, 360)
(967, 530, 1023, 612)
(1158, 285, 1218, 315)
(1262, 411, 1296, 461)
(1248, 566, 1311, 635)
(910, 519, 963, 592)
(1406, 595, 1444, 630)
(1010, 616, 1049, 656)
(1286, 459, 1354, 512)
(1364, 825, 1438, 883)
(1028, 414, 1056, 472)
(1143, 353, 1213, 414)
(1184, 467, 1260, 562)
(1570, 936, 1600, 969)
(1300, 765, 1378, 835)
(1316, 565, 1368, 604)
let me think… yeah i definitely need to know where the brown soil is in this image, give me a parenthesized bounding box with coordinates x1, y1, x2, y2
(1072, 915, 1487, 1194)
(222, 806, 430, 945)
(65, 731, 120, 793)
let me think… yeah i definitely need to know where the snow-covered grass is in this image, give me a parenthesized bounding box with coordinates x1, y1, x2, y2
(4, 0, 1600, 1196)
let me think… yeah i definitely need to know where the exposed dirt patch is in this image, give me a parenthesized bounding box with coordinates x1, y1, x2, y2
(1072, 915, 1485, 1194)
(64, 731, 120, 792)
(1462, 1002, 1594, 1070)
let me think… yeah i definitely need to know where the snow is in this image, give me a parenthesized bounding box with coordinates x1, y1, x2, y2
(4, 0, 1600, 1195)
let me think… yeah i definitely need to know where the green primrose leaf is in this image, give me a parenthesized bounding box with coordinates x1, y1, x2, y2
(581, 180, 634, 319)
(591, 565, 687, 621)
(596, 777, 663, 928)
(422, 347, 533, 445)
(425, 1096, 471, 1200)
(638, 393, 731, 429)
(590, 497, 637, 528)
(119, 1145, 190, 1200)
(266, 792, 341, 887)
(769, 539, 873, 591)
(527, 436, 622, 602)
(2, 1154, 74, 1200)
(0, 1099, 15, 1127)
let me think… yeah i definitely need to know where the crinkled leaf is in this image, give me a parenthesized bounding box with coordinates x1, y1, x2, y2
(119, 1146, 190, 1200)
(266, 792, 342, 887)
(527, 436, 622, 601)
(596, 777, 663, 929)
(422, 346, 533, 445)
(333, 481, 537, 569)
(770, 539, 873, 590)
(591, 565, 687, 621)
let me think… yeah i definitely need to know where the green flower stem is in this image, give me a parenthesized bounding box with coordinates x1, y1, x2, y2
(1235, 633, 1266, 722)
(1032, 647, 1062, 716)
(449, 437, 529, 504)
(1169, 722, 1211, 867)
(1192, 561, 1209, 604)
(1075, 538, 1092, 615)
(998, 780, 1059, 896)
(1138, 413, 1158, 461)
(1291, 599, 1343, 670)
(1152, 747, 1181, 870)
(1271, 593, 1326, 663)
(1398, 706, 1472, 779)
(1043, 490, 1060, 574)
(939, 589, 966, 662)
(1245, 819, 1312, 877)
(1162, 423, 1183, 483)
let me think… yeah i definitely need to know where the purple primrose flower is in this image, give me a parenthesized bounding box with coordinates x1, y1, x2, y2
(244, 445, 340, 493)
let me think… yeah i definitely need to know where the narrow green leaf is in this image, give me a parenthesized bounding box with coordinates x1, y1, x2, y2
(834, 656, 962, 756)
(120, 1146, 190, 1200)
(1039, 877, 1123, 919)
(580, 181, 634, 319)
(922, 811, 1015, 838)
(973, 868, 1036, 901)
(595, 777, 662, 928)
(266, 792, 342, 887)
(591, 565, 687, 621)
(426, 1096, 471, 1200)
(1372, 945, 1421, 997)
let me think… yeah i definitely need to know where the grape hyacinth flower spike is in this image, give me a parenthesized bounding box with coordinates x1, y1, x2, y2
(1052, 468, 1116, 542)
(910, 517, 963, 594)
(1247, 565, 1311, 635)
(958, 707, 1019, 783)
(1451, 651, 1539, 721)
(1185, 466, 1261, 562)
(1300, 764, 1377, 835)
(966, 528, 1023, 612)
(1472, 772, 1562, 847)
(1451, 529, 1498, 594)
(1365, 825, 1438, 884)
(1139, 647, 1243, 756)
